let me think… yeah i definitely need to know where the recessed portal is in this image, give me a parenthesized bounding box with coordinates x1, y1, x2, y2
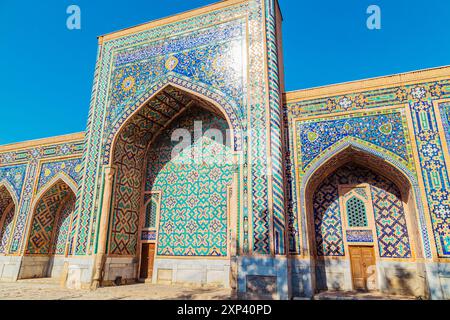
(0, 184, 16, 254)
(108, 84, 237, 287)
(349, 245, 376, 291)
(21, 179, 76, 279)
(306, 153, 425, 295)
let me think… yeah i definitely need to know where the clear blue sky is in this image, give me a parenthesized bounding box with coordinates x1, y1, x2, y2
(0, 0, 449, 145)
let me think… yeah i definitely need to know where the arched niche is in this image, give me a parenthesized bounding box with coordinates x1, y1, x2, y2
(301, 143, 427, 297)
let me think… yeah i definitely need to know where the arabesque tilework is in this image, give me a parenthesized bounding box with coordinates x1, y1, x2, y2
(298, 111, 410, 169)
(26, 180, 75, 255)
(1, 0, 450, 299)
(77, 4, 251, 256)
(0, 165, 27, 201)
(146, 107, 234, 256)
(313, 164, 412, 258)
(0, 137, 83, 254)
(37, 159, 83, 193)
(0, 185, 15, 253)
(288, 79, 450, 258)
(77, 0, 283, 258)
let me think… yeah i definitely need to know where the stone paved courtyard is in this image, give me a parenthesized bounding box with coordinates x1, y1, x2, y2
(0, 279, 423, 300)
(0, 279, 233, 300)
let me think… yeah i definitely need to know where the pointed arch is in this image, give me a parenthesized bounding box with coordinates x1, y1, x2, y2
(34, 172, 78, 202)
(24, 176, 77, 257)
(298, 141, 431, 295)
(299, 139, 432, 260)
(107, 80, 239, 255)
(104, 73, 245, 165)
(0, 180, 19, 254)
(301, 138, 418, 192)
(0, 180, 19, 210)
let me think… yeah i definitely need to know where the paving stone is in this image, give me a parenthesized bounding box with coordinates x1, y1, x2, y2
(0, 280, 232, 300)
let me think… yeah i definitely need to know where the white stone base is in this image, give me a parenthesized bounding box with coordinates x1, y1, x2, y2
(102, 256, 138, 285)
(64, 257, 95, 289)
(289, 257, 314, 298)
(377, 260, 427, 297)
(314, 258, 353, 291)
(238, 256, 289, 300)
(17, 255, 94, 289)
(18, 256, 50, 279)
(312, 258, 429, 298)
(153, 257, 231, 287)
(0, 255, 21, 281)
(425, 262, 450, 300)
(100, 256, 231, 288)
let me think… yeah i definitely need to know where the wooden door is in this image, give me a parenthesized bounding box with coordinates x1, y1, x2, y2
(140, 243, 156, 280)
(349, 246, 376, 291)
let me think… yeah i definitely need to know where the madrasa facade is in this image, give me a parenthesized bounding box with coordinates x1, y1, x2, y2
(0, 0, 449, 300)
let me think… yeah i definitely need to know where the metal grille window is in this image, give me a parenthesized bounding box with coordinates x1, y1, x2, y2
(144, 199, 157, 229)
(346, 196, 368, 227)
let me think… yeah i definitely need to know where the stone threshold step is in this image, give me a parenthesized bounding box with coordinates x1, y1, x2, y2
(312, 291, 418, 300)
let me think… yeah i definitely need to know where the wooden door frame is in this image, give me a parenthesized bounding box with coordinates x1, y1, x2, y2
(348, 245, 377, 292)
(338, 183, 380, 291)
(139, 243, 156, 280)
(137, 191, 162, 282)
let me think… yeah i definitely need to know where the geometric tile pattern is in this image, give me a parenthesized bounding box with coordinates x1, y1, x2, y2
(438, 102, 450, 151)
(313, 164, 411, 258)
(109, 100, 235, 256)
(0, 186, 15, 254)
(0, 165, 27, 201)
(409, 95, 450, 257)
(108, 87, 221, 256)
(0, 205, 15, 254)
(265, 0, 286, 255)
(371, 185, 411, 258)
(248, 0, 271, 255)
(26, 181, 73, 255)
(298, 111, 410, 169)
(0, 138, 83, 254)
(0, 185, 14, 216)
(0, 142, 83, 166)
(288, 79, 450, 258)
(52, 192, 76, 255)
(146, 107, 234, 256)
(76, 8, 252, 255)
(37, 158, 83, 193)
(313, 178, 344, 256)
